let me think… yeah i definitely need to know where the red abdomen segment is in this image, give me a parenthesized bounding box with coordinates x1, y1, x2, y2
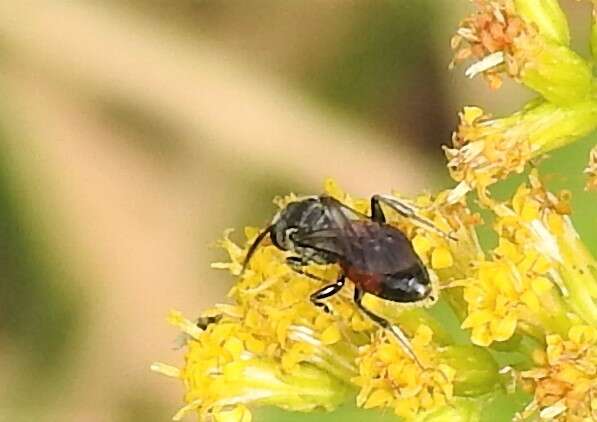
(341, 263, 383, 295)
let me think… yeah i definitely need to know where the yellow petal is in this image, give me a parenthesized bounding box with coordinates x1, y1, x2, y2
(520, 201, 540, 221)
(388, 362, 405, 382)
(520, 290, 540, 312)
(491, 316, 517, 342)
(532, 256, 552, 274)
(462, 309, 494, 329)
(431, 247, 454, 269)
(363, 389, 393, 409)
(321, 324, 342, 345)
(412, 234, 432, 257)
(150, 362, 181, 378)
(462, 106, 485, 124)
(223, 361, 245, 380)
(471, 324, 493, 346)
(324, 178, 346, 200)
(377, 344, 398, 364)
(531, 276, 553, 295)
(223, 337, 245, 360)
(244, 335, 266, 354)
(569, 325, 596, 345)
(167, 310, 203, 339)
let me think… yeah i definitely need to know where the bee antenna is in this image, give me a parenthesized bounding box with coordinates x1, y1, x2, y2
(241, 225, 273, 275)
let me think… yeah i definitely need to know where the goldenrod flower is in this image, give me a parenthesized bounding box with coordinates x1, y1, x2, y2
(518, 326, 597, 421)
(445, 103, 597, 202)
(586, 145, 597, 192)
(152, 309, 354, 421)
(353, 326, 454, 420)
(452, 0, 592, 104)
(451, 0, 530, 89)
(462, 171, 597, 346)
(153, 172, 596, 420)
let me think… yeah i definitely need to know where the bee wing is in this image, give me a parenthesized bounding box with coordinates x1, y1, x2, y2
(320, 196, 419, 274)
(318, 196, 366, 265)
(319, 196, 368, 221)
(291, 227, 346, 258)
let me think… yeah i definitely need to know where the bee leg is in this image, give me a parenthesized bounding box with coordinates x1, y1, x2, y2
(370, 195, 387, 223)
(286, 257, 329, 282)
(353, 287, 425, 369)
(309, 274, 345, 314)
(372, 195, 457, 241)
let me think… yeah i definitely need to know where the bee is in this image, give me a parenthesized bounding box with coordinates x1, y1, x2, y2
(242, 194, 454, 365)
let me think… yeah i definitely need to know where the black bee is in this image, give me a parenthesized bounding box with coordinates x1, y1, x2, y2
(242, 194, 453, 364)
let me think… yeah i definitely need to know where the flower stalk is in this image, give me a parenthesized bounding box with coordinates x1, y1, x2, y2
(513, 0, 569, 45)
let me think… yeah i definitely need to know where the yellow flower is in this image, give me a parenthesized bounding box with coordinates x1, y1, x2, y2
(152, 310, 354, 421)
(451, 0, 591, 104)
(518, 326, 597, 421)
(450, 0, 530, 89)
(445, 103, 597, 203)
(353, 325, 455, 420)
(154, 171, 596, 421)
(461, 171, 597, 346)
(585, 145, 597, 192)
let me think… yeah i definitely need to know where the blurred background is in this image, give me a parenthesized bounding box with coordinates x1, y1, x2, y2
(0, 1, 594, 421)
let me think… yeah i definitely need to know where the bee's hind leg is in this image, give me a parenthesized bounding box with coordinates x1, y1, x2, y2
(371, 195, 457, 241)
(353, 287, 425, 369)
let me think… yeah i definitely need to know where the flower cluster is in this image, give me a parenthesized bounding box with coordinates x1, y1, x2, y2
(451, 0, 591, 105)
(447, 0, 597, 200)
(354, 326, 455, 420)
(518, 326, 597, 421)
(153, 1, 597, 421)
(460, 170, 593, 347)
(450, 0, 531, 89)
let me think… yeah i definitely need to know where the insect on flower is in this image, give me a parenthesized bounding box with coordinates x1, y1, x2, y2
(242, 194, 455, 366)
